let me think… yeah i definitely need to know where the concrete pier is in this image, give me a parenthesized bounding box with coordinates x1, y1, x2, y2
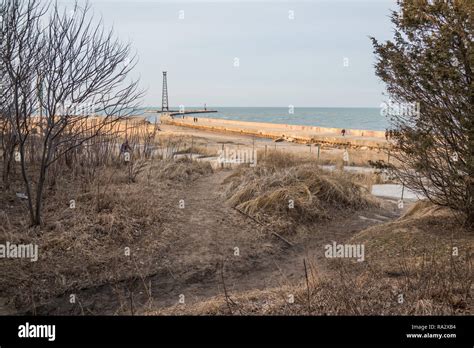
(160, 115, 388, 149)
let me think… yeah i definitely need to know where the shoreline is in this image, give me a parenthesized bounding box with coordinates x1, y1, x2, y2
(160, 114, 388, 149)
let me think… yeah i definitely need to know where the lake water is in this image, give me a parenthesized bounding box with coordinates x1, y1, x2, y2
(141, 107, 390, 131)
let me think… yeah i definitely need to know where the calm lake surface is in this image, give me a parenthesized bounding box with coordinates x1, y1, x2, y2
(142, 107, 390, 131)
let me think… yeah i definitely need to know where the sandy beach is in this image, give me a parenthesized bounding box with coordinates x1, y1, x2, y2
(160, 114, 388, 149)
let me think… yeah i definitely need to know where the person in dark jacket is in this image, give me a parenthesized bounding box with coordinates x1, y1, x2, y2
(120, 140, 131, 154)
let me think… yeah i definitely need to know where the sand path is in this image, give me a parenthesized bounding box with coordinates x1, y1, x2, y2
(26, 170, 401, 315)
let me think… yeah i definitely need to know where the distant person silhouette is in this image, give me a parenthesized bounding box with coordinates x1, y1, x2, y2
(341, 129, 346, 137)
(120, 140, 131, 154)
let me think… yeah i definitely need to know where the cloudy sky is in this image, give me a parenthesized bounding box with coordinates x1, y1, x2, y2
(64, 0, 397, 107)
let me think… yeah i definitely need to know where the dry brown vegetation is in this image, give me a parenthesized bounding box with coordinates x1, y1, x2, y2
(254, 145, 390, 168)
(318, 147, 391, 167)
(223, 150, 379, 229)
(0, 133, 213, 313)
(1, 163, 157, 312)
(0, 138, 471, 316)
(152, 158, 213, 182)
(150, 201, 472, 316)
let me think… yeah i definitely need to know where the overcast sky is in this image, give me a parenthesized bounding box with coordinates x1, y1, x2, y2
(65, 0, 397, 107)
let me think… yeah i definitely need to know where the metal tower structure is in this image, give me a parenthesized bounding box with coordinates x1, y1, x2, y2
(161, 71, 169, 112)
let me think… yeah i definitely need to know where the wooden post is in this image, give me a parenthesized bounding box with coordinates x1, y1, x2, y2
(221, 144, 224, 169)
(265, 145, 267, 159)
(317, 144, 321, 162)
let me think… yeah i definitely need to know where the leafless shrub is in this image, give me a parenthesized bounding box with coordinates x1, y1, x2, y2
(0, 0, 143, 225)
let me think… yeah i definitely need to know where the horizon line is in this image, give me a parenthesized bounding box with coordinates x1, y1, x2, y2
(141, 105, 382, 109)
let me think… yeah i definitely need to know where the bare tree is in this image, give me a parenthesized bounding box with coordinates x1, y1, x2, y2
(0, 2, 17, 189)
(0, 1, 20, 189)
(0, 0, 46, 210)
(1, 0, 143, 225)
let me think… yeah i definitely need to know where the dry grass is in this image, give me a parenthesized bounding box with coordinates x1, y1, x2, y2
(349, 201, 472, 271)
(317, 147, 391, 167)
(0, 130, 213, 314)
(2, 130, 470, 316)
(151, 257, 470, 315)
(175, 145, 219, 158)
(223, 151, 378, 228)
(157, 135, 219, 159)
(150, 202, 472, 316)
(151, 157, 213, 182)
(0, 181, 163, 311)
(257, 150, 313, 169)
(263, 146, 389, 167)
(0, 155, 213, 313)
